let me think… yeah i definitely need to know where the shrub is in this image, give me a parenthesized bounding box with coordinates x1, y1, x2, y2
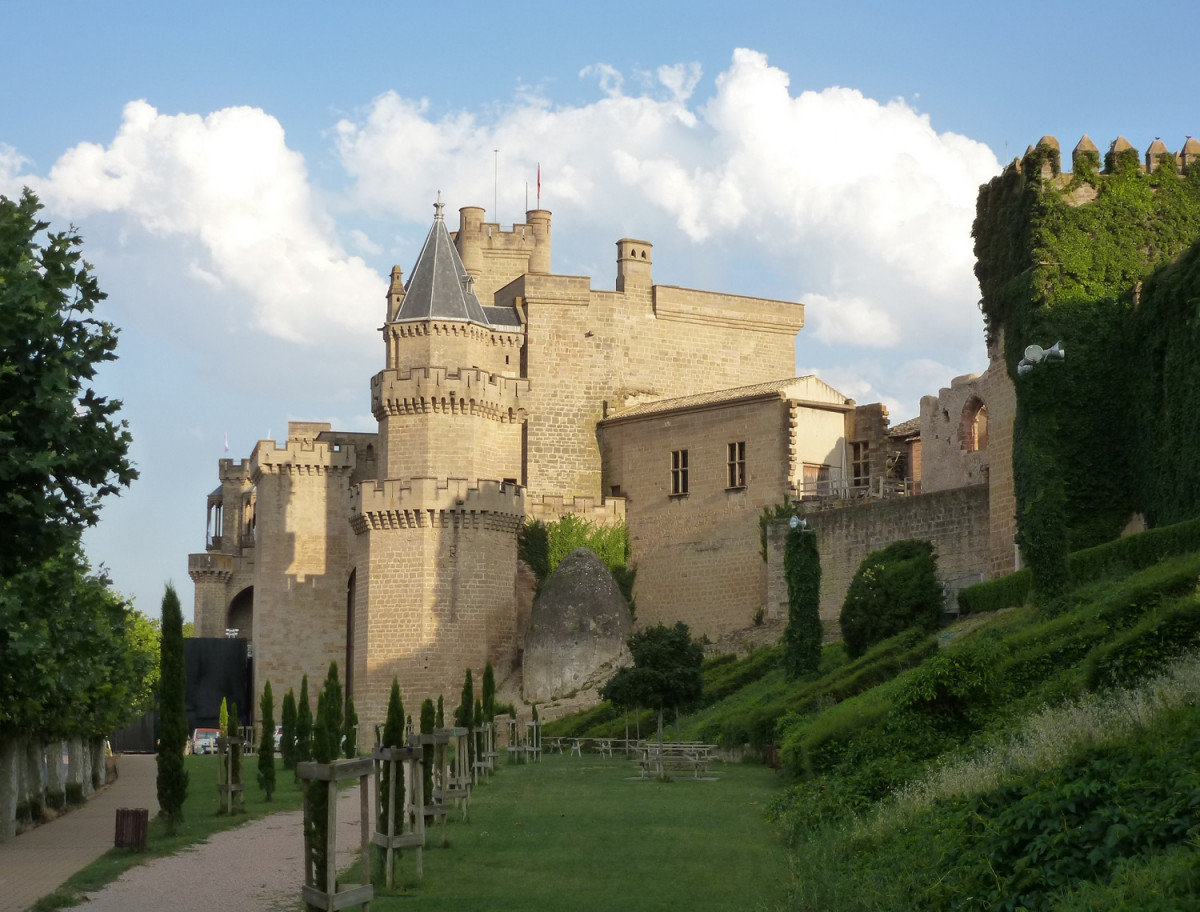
(840, 540, 942, 657)
(957, 568, 1031, 615)
(1086, 597, 1200, 690)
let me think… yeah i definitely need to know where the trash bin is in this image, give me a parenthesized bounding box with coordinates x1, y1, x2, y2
(114, 807, 148, 849)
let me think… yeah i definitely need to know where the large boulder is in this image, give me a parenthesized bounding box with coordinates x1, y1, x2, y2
(523, 547, 632, 702)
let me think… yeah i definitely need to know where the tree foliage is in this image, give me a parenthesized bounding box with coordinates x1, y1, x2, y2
(519, 515, 636, 605)
(0, 189, 136, 578)
(783, 525, 823, 677)
(156, 583, 188, 830)
(601, 622, 704, 739)
(258, 680, 276, 800)
(839, 540, 943, 658)
(344, 696, 358, 759)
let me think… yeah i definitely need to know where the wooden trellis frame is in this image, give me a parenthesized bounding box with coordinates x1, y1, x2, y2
(215, 734, 244, 815)
(420, 731, 450, 847)
(296, 756, 373, 912)
(372, 743, 424, 887)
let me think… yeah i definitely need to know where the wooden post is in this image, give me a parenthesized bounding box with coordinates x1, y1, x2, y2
(297, 757, 374, 911)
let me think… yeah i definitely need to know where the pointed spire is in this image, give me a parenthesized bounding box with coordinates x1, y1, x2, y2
(390, 194, 491, 327)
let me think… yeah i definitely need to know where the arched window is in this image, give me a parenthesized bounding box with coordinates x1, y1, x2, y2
(959, 397, 988, 452)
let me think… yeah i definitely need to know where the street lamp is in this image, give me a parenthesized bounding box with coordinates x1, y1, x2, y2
(1017, 341, 1065, 376)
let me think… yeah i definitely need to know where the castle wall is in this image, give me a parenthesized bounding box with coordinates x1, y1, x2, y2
(246, 432, 357, 716)
(351, 479, 523, 744)
(602, 397, 796, 636)
(512, 269, 804, 505)
(385, 321, 522, 377)
(769, 484, 992, 623)
(984, 333, 1019, 577)
(372, 366, 528, 483)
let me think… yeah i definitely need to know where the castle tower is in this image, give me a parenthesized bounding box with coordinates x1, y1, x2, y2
(352, 197, 530, 740)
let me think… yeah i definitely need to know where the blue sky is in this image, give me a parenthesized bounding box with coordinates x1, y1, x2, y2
(3, 0, 1197, 618)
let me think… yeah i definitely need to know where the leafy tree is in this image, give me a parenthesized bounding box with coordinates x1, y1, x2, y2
(258, 680, 276, 799)
(344, 696, 358, 758)
(296, 674, 313, 763)
(280, 689, 297, 770)
(601, 622, 703, 750)
(377, 680, 405, 868)
(839, 539, 943, 657)
(783, 524, 823, 677)
(125, 609, 161, 717)
(156, 583, 188, 832)
(0, 189, 136, 579)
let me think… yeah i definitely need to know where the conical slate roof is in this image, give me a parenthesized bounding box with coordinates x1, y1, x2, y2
(395, 196, 491, 327)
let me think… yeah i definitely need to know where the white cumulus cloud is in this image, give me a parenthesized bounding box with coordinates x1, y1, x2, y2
(13, 101, 384, 345)
(334, 49, 999, 364)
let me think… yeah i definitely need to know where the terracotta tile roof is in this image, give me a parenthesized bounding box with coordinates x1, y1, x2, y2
(603, 375, 850, 421)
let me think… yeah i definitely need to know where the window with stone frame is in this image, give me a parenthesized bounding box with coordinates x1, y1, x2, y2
(727, 441, 746, 489)
(671, 448, 689, 496)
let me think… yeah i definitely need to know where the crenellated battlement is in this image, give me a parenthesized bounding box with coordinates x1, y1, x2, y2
(371, 365, 530, 421)
(352, 476, 526, 533)
(525, 493, 626, 526)
(249, 432, 358, 481)
(1015, 134, 1200, 183)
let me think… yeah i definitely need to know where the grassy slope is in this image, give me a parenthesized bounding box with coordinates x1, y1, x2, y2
(552, 540, 1200, 911)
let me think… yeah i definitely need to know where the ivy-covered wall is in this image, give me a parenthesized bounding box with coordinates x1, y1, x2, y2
(973, 138, 1200, 587)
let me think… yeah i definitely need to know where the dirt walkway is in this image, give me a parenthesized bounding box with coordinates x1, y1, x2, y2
(0, 753, 159, 912)
(79, 784, 368, 912)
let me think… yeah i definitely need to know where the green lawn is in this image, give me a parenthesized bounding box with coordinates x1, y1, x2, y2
(367, 754, 791, 912)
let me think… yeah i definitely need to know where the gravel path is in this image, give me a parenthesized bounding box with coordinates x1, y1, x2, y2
(80, 785, 369, 912)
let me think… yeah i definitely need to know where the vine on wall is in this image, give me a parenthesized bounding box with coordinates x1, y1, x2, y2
(974, 141, 1200, 586)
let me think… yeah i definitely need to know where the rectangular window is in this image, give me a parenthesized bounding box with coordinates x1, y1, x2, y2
(851, 441, 870, 487)
(727, 441, 746, 489)
(671, 449, 689, 495)
(802, 463, 832, 497)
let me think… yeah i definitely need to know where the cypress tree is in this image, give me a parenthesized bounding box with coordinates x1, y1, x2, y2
(378, 679, 405, 867)
(784, 523, 824, 677)
(227, 700, 241, 787)
(321, 662, 344, 757)
(457, 669, 475, 769)
(280, 689, 297, 770)
(258, 680, 276, 799)
(436, 695, 444, 729)
(156, 583, 188, 832)
(296, 674, 313, 763)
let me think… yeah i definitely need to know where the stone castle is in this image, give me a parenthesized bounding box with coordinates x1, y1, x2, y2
(190, 196, 885, 736)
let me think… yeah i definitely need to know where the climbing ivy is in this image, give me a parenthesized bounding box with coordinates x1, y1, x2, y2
(974, 141, 1200, 587)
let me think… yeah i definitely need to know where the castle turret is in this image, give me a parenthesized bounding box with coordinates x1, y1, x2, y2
(525, 209, 551, 274)
(616, 238, 653, 292)
(1073, 135, 1099, 173)
(1146, 138, 1170, 172)
(1181, 137, 1200, 173)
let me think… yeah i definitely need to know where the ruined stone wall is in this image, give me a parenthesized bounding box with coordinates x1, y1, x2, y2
(601, 397, 794, 636)
(919, 373, 992, 494)
(769, 484, 992, 622)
